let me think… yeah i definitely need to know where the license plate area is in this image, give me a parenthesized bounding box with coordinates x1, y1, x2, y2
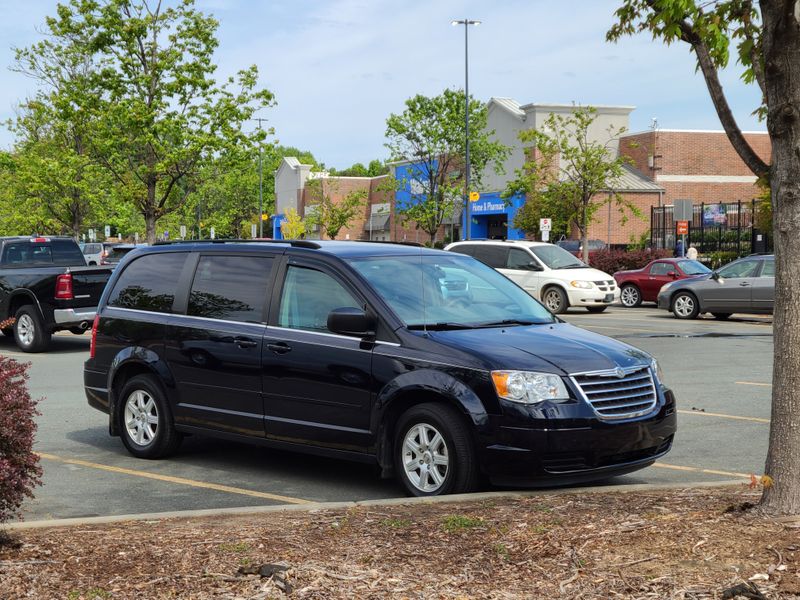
(604, 293, 614, 302)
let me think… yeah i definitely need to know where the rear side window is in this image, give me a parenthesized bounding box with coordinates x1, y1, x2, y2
(471, 245, 508, 269)
(188, 255, 273, 323)
(107, 253, 187, 313)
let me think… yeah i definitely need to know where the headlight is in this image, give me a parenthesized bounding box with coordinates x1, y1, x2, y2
(570, 280, 593, 289)
(491, 370, 570, 404)
(659, 283, 672, 294)
(651, 359, 665, 384)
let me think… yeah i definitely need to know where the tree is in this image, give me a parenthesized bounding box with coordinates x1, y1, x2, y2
(304, 179, 367, 240)
(331, 159, 389, 177)
(23, 0, 274, 244)
(505, 107, 638, 264)
(280, 207, 306, 239)
(385, 89, 509, 243)
(608, 0, 799, 515)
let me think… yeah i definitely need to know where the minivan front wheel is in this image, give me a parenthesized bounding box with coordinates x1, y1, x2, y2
(542, 287, 569, 314)
(119, 375, 182, 459)
(395, 403, 478, 497)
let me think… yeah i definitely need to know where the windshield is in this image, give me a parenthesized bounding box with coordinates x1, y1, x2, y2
(677, 260, 711, 275)
(530, 245, 585, 269)
(347, 254, 556, 328)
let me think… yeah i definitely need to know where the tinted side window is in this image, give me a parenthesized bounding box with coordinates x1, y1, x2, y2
(472, 245, 509, 269)
(507, 248, 534, 269)
(449, 244, 477, 257)
(278, 266, 360, 333)
(188, 255, 273, 323)
(649, 262, 671, 276)
(107, 253, 187, 313)
(51, 240, 86, 265)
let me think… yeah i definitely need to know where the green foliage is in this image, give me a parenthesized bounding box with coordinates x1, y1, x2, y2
(505, 106, 640, 262)
(15, 0, 274, 244)
(331, 159, 389, 177)
(754, 181, 772, 233)
(304, 179, 367, 240)
(281, 207, 306, 239)
(441, 514, 485, 533)
(385, 89, 510, 243)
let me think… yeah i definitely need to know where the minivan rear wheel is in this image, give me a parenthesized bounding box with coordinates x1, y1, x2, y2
(394, 403, 478, 497)
(118, 375, 182, 459)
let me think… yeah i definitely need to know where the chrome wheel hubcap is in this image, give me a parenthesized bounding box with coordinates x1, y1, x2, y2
(402, 423, 448, 493)
(544, 291, 561, 312)
(621, 287, 639, 307)
(124, 390, 159, 447)
(674, 295, 694, 317)
(17, 314, 34, 345)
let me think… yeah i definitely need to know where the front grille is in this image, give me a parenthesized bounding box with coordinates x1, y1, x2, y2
(571, 366, 657, 420)
(594, 280, 617, 292)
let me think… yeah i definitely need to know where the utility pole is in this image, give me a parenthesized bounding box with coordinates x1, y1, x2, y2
(253, 117, 268, 238)
(451, 19, 481, 240)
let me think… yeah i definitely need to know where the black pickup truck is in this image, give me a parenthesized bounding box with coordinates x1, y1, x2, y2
(0, 237, 113, 352)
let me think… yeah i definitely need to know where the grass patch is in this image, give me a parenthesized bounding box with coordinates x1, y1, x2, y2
(381, 518, 412, 528)
(441, 514, 484, 533)
(218, 541, 251, 553)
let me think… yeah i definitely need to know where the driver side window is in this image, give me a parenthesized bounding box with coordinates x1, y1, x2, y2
(507, 248, 536, 270)
(278, 265, 361, 333)
(649, 262, 671, 276)
(718, 260, 758, 279)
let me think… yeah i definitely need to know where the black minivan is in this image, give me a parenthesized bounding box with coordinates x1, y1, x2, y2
(85, 241, 676, 496)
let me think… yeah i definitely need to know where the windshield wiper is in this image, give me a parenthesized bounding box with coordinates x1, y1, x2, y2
(475, 319, 548, 328)
(556, 264, 586, 269)
(407, 322, 478, 331)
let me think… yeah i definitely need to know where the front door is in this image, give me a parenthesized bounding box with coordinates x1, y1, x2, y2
(702, 259, 759, 312)
(166, 253, 275, 437)
(643, 261, 676, 300)
(500, 247, 541, 297)
(262, 259, 374, 451)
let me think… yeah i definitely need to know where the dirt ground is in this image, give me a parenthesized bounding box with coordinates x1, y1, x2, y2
(1, 486, 799, 599)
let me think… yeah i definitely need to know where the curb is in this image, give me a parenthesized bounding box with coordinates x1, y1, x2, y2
(5, 479, 747, 531)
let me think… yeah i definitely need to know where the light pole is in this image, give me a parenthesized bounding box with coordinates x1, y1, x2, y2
(451, 18, 481, 240)
(253, 117, 268, 238)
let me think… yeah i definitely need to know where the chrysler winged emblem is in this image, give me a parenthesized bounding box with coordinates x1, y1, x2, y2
(614, 367, 626, 379)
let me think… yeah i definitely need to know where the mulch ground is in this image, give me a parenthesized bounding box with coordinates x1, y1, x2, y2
(1, 486, 799, 599)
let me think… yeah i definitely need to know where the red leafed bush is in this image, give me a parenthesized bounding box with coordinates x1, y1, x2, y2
(588, 249, 672, 275)
(0, 357, 42, 523)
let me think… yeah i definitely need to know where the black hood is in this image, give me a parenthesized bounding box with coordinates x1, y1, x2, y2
(426, 322, 652, 375)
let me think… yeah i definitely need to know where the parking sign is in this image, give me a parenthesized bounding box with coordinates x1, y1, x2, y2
(539, 218, 552, 231)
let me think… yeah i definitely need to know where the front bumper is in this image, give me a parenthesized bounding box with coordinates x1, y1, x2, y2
(566, 286, 620, 307)
(54, 306, 97, 327)
(481, 388, 677, 486)
(657, 292, 670, 310)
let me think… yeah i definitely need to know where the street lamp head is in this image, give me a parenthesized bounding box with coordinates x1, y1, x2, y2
(451, 19, 481, 26)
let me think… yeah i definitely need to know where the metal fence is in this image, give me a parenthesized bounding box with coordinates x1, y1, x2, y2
(651, 200, 771, 258)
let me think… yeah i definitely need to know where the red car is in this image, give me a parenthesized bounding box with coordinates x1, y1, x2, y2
(614, 258, 711, 307)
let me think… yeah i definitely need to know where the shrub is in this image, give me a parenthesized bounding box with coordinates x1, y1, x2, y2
(588, 248, 672, 274)
(0, 357, 42, 523)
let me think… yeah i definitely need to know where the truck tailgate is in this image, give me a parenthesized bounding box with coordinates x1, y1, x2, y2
(68, 266, 114, 307)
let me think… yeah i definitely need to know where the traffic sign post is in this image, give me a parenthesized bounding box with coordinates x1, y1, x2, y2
(180, 225, 187, 239)
(210, 227, 215, 240)
(539, 218, 552, 242)
(251, 223, 257, 239)
(676, 220, 689, 235)
(104, 225, 111, 238)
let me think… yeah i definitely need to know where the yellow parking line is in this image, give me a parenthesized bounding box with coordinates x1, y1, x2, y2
(571, 324, 658, 334)
(652, 462, 751, 479)
(676, 409, 770, 424)
(736, 381, 772, 387)
(38, 452, 311, 505)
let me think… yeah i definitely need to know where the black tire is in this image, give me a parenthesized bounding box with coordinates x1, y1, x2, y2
(541, 286, 569, 314)
(118, 375, 183, 459)
(69, 327, 86, 335)
(671, 291, 700, 320)
(619, 284, 642, 308)
(712, 312, 732, 320)
(586, 306, 608, 313)
(394, 403, 479, 497)
(13, 305, 51, 353)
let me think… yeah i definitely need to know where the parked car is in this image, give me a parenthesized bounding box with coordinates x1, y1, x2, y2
(657, 254, 774, 319)
(0, 236, 113, 351)
(445, 240, 619, 314)
(82, 242, 105, 265)
(556, 238, 607, 257)
(614, 258, 711, 307)
(85, 240, 676, 496)
(103, 243, 142, 265)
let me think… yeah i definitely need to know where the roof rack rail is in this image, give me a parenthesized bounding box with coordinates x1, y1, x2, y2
(356, 240, 424, 247)
(153, 238, 322, 249)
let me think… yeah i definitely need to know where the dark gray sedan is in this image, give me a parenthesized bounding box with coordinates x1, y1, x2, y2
(657, 254, 774, 319)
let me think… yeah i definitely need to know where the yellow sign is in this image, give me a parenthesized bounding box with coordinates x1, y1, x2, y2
(469, 191, 480, 202)
(262, 214, 269, 220)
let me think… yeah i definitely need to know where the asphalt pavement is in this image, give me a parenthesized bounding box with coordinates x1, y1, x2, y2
(3, 305, 773, 522)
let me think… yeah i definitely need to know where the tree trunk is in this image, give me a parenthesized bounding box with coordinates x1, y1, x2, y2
(760, 0, 800, 516)
(581, 201, 590, 265)
(145, 178, 158, 244)
(145, 212, 157, 245)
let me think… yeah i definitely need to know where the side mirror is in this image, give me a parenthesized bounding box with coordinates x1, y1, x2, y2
(527, 261, 543, 271)
(327, 307, 376, 338)
(668, 271, 679, 279)
(711, 271, 720, 280)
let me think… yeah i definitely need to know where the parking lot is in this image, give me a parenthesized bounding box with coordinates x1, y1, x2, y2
(5, 305, 773, 522)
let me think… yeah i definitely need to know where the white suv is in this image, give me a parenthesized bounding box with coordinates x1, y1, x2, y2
(445, 240, 619, 314)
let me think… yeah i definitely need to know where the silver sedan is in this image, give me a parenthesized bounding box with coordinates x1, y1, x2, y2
(657, 255, 774, 319)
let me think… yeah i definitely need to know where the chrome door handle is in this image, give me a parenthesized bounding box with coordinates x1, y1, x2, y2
(739, 282, 751, 287)
(234, 336, 258, 349)
(267, 342, 292, 354)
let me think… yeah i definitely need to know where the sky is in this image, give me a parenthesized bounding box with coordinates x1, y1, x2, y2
(0, 0, 766, 169)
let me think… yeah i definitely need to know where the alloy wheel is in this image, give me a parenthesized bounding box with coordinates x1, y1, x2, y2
(673, 294, 695, 318)
(402, 423, 449, 493)
(124, 389, 159, 447)
(544, 290, 562, 312)
(16, 314, 35, 346)
(621, 286, 640, 307)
